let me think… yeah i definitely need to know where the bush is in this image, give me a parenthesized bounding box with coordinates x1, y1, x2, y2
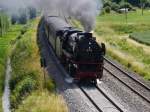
(112, 0, 122, 4)
(28, 7, 37, 19)
(120, 2, 133, 11)
(10, 77, 37, 109)
(15, 91, 68, 112)
(11, 14, 18, 25)
(100, 9, 106, 15)
(45, 75, 55, 91)
(111, 2, 120, 12)
(18, 9, 28, 24)
(105, 6, 111, 13)
(143, 0, 150, 8)
(104, 1, 111, 7)
(9, 70, 38, 91)
(21, 26, 28, 35)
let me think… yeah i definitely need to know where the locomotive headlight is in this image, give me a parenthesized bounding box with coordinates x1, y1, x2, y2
(73, 64, 78, 68)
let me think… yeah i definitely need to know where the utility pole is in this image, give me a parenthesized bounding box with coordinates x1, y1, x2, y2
(40, 57, 47, 88)
(124, 0, 128, 23)
(141, 0, 146, 16)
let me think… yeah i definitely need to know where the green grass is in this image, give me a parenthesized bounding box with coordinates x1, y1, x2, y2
(15, 91, 68, 112)
(10, 18, 68, 112)
(0, 24, 23, 112)
(95, 9, 150, 80)
(129, 31, 150, 46)
(97, 10, 150, 24)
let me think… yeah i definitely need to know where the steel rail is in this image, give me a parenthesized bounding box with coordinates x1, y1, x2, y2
(104, 67, 150, 104)
(95, 85, 124, 112)
(104, 57, 150, 91)
(79, 85, 103, 112)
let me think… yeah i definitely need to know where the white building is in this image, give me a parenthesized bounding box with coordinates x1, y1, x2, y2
(119, 8, 129, 13)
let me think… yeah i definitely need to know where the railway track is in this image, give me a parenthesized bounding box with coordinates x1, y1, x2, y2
(95, 85, 124, 112)
(79, 85, 103, 112)
(79, 84, 125, 112)
(104, 57, 150, 104)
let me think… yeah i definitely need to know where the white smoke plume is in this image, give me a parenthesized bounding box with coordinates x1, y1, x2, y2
(0, 0, 103, 32)
(0, 0, 34, 13)
(39, 0, 103, 32)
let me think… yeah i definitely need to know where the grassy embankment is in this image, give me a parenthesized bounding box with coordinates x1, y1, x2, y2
(95, 9, 150, 80)
(0, 14, 23, 112)
(10, 18, 68, 112)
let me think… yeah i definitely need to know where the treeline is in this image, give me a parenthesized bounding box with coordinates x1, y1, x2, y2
(102, 0, 150, 13)
(0, 12, 9, 36)
(0, 6, 37, 36)
(104, 0, 150, 7)
(115, 0, 150, 7)
(11, 7, 37, 25)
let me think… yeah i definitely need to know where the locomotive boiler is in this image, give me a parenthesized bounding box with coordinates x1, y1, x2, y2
(43, 16, 106, 84)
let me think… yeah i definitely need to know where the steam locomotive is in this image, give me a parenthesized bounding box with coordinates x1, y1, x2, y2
(43, 16, 105, 84)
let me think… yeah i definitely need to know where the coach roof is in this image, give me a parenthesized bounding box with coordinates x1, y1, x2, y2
(46, 16, 71, 31)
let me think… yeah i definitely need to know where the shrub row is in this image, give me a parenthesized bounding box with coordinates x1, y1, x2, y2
(10, 26, 37, 109)
(103, 1, 135, 14)
(10, 19, 55, 110)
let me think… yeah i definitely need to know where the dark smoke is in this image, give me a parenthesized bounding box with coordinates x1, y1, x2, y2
(0, 0, 103, 32)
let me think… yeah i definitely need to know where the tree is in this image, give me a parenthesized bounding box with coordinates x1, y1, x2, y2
(105, 6, 111, 13)
(11, 14, 18, 24)
(103, 1, 111, 8)
(111, 2, 120, 11)
(120, 1, 133, 10)
(28, 7, 37, 19)
(18, 9, 28, 24)
(127, 0, 140, 6)
(0, 12, 9, 36)
(112, 0, 122, 4)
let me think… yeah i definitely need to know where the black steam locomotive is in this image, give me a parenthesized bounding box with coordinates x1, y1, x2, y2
(43, 16, 105, 84)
